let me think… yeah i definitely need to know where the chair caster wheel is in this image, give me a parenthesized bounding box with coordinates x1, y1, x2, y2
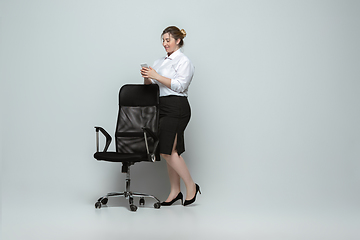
(101, 198, 108, 205)
(154, 202, 161, 209)
(130, 204, 138, 212)
(139, 198, 145, 206)
(95, 202, 102, 209)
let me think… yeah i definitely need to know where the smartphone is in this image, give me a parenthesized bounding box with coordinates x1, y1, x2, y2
(141, 63, 148, 68)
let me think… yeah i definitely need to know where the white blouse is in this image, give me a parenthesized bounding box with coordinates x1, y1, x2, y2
(151, 49, 195, 97)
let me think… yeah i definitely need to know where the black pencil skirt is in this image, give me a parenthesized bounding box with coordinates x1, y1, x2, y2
(159, 95, 191, 155)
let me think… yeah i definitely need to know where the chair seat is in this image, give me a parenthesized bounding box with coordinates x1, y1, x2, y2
(94, 152, 147, 162)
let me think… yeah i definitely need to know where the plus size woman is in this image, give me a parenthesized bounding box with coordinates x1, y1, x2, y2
(141, 26, 200, 206)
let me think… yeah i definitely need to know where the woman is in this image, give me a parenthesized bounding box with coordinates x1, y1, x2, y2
(140, 26, 200, 206)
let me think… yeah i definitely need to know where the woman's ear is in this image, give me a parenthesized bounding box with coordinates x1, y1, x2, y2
(176, 38, 181, 45)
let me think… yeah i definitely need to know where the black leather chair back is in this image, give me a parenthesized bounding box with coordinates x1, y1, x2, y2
(115, 84, 159, 159)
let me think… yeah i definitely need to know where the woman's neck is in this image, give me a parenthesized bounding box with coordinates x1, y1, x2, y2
(167, 47, 180, 57)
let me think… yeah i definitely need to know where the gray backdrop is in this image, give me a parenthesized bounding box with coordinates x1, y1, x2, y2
(1, 0, 360, 239)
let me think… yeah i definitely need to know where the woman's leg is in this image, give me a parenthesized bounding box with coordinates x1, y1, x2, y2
(161, 135, 196, 201)
(164, 163, 181, 202)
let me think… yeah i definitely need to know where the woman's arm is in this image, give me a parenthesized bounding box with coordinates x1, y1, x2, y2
(143, 77, 152, 85)
(168, 60, 194, 93)
(141, 67, 172, 88)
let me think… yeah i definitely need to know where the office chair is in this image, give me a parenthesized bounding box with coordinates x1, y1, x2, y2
(93, 84, 161, 212)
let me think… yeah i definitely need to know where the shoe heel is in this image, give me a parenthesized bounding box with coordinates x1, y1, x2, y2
(180, 192, 183, 205)
(183, 184, 201, 207)
(196, 184, 201, 194)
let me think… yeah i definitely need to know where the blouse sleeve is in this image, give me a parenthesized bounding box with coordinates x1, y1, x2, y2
(150, 58, 160, 84)
(170, 59, 194, 93)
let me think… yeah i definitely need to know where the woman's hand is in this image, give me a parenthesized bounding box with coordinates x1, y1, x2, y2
(141, 66, 160, 80)
(140, 66, 172, 88)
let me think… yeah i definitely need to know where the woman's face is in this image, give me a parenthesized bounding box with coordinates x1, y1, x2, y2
(162, 33, 180, 55)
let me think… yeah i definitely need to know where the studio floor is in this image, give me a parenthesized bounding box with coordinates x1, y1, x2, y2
(2, 192, 360, 240)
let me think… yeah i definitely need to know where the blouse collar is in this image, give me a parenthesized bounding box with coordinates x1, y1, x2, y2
(165, 48, 182, 60)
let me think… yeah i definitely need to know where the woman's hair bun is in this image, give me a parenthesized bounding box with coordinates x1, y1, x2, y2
(180, 29, 187, 38)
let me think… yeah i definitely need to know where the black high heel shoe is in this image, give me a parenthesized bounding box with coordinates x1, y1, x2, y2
(161, 192, 183, 206)
(183, 184, 201, 206)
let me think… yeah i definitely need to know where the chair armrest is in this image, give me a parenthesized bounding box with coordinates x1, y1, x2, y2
(142, 127, 159, 162)
(142, 127, 158, 142)
(95, 126, 112, 152)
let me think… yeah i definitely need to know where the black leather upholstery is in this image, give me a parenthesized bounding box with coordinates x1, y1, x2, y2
(94, 84, 160, 167)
